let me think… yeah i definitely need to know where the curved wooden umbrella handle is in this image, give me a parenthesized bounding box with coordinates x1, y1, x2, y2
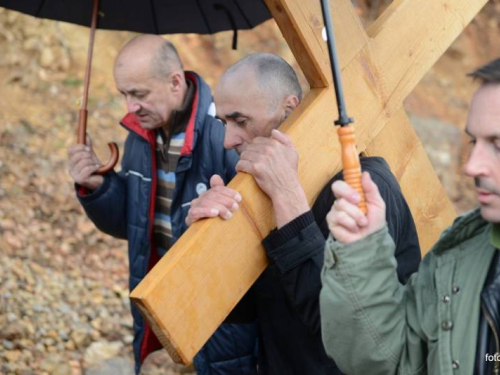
(78, 109, 119, 175)
(338, 126, 366, 214)
(95, 142, 119, 175)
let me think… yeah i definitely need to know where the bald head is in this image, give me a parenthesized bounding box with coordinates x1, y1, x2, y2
(115, 34, 183, 81)
(215, 53, 302, 153)
(218, 53, 302, 108)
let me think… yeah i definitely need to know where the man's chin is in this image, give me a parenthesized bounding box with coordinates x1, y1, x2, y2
(479, 204, 500, 224)
(138, 121, 158, 130)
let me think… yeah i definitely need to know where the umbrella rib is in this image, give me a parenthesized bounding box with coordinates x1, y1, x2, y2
(149, 0, 160, 34)
(35, 0, 46, 16)
(233, 0, 252, 28)
(195, 0, 213, 33)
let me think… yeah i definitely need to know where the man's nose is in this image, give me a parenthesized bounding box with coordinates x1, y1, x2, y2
(223, 124, 240, 150)
(126, 99, 141, 114)
(464, 142, 487, 178)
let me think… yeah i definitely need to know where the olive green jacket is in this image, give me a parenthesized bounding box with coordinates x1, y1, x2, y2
(320, 209, 496, 375)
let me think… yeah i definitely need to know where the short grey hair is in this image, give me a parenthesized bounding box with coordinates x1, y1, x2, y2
(225, 53, 302, 102)
(150, 40, 184, 80)
(468, 58, 500, 84)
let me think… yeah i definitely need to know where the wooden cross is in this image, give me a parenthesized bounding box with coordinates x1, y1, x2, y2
(131, 0, 487, 365)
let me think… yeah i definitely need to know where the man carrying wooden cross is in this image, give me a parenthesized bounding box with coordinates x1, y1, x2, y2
(186, 52, 421, 374)
(321, 58, 500, 374)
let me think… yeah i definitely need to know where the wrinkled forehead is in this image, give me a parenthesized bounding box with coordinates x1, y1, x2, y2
(215, 74, 272, 116)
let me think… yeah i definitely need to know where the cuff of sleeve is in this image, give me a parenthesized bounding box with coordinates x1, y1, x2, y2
(264, 211, 315, 250)
(76, 174, 111, 203)
(324, 225, 393, 269)
(264, 218, 324, 274)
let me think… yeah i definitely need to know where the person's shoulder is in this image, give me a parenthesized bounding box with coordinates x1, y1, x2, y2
(360, 156, 393, 178)
(360, 156, 400, 193)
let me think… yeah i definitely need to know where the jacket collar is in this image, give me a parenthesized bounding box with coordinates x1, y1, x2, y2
(119, 71, 202, 156)
(434, 208, 491, 254)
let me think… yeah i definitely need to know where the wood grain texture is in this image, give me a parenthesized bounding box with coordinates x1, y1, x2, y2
(363, 108, 456, 254)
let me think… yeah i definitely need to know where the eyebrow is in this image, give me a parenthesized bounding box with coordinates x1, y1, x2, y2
(465, 127, 500, 139)
(226, 111, 248, 120)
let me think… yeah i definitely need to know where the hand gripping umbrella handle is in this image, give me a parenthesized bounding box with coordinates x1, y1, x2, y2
(338, 126, 366, 214)
(78, 109, 119, 175)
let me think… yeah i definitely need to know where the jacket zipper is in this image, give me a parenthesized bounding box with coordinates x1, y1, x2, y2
(482, 303, 500, 375)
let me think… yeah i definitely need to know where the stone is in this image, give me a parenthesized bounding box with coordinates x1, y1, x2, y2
(0, 321, 28, 340)
(39, 355, 72, 375)
(85, 357, 134, 375)
(2, 339, 15, 350)
(70, 327, 91, 348)
(4, 349, 22, 362)
(39, 49, 55, 68)
(83, 341, 123, 369)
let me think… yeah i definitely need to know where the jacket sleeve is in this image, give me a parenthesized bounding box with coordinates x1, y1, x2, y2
(320, 228, 429, 375)
(261, 169, 420, 336)
(76, 170, 128, 240)
(369, 170, 421, 283)
(262, 211, 325, 334)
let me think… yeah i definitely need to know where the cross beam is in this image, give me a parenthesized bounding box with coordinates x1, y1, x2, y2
(131, 0, 486, 364)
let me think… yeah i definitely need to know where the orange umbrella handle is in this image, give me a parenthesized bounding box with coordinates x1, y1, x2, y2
(78, 109, 119, 175)
(338, 126, 366, 214)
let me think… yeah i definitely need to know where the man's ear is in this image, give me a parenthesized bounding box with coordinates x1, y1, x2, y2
(169, 71, 184, 93)
(283, 95, 300, 118)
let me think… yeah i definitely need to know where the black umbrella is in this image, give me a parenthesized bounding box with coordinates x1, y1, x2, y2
(1, 0, 272, 173)
(320, 0, 366, 213)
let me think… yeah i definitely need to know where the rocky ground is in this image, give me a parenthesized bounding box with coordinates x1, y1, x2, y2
(0, 1, 500, 374)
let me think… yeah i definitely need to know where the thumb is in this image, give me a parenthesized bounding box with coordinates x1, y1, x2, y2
(361, 172, 383, 206)
(86, 133, 93, 149)
(210, 174, 225, 188)
(271, 129, 293, 147)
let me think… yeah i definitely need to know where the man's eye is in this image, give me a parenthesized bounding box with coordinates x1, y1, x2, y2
(236, 119, 247, 126)
(494, 140, 500, 152)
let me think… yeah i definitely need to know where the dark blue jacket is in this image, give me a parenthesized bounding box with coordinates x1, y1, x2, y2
(77, 72, 257, 374)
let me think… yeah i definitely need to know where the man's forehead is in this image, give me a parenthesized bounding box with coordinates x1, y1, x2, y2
(466, 84, 500, 133)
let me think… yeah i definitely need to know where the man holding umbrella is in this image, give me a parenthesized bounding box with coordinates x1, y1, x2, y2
(320, 58, 500, 374)
(68, 35, 257, 374)
(186, 52, 421, 373)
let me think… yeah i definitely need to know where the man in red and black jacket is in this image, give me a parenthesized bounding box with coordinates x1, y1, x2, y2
(68, 35, 257, 374)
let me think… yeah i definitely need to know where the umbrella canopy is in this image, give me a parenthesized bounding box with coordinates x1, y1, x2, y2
(1, 0, 272, 35)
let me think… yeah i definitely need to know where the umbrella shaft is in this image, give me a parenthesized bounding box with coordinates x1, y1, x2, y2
(320, 0, 352, 126)
(82, 0, 99, 112)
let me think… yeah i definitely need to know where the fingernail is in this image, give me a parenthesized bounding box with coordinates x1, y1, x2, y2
(224, 211, 233, 219)
(211, 209, 219, 216)
(352, 194, 360, 203)
(85, 146, 90, 151)
(231, 202, 239, 211)
(234, 193, 242, 202)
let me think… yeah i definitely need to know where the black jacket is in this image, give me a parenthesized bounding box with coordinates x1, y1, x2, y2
(229, 157, 421, 374)
(475, 250, 500, 375)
